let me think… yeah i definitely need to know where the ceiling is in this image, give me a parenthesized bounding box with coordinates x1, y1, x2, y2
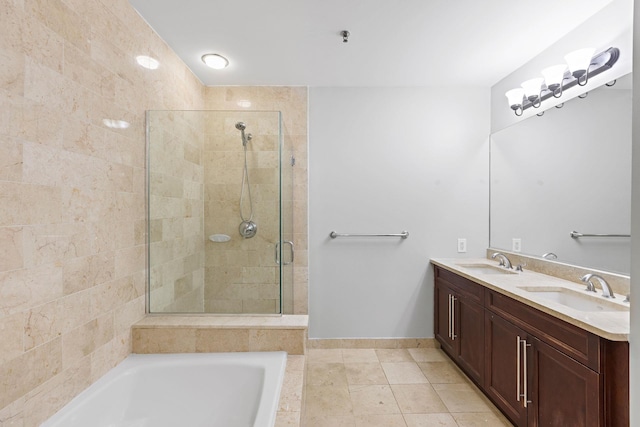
(129, 0, 613, 87)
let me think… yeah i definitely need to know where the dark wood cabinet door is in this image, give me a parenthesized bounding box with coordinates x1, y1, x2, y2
(434, 280, 455, 356)
(485, 311, 528, 427)
(456, 296, 484, 385)
(529, 337, 601, 427)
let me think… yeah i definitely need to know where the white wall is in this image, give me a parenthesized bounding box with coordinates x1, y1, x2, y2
(629, 1, 639, 424)
(308, 87, 489, 339)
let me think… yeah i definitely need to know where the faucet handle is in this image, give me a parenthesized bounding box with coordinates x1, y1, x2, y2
(624, 294, 630, 303)
(515, 263, 526, 272)
(580, 274, 597, 292)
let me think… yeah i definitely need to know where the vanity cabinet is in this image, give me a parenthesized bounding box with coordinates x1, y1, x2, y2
(485, 310, 600, 427)
(433, 265, 629, 427)
(434, 267, 485, 385)
(484, 312, 528, 426)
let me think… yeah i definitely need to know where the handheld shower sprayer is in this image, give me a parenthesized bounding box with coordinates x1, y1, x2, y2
(235, 122, 252, 146)
(236, 121, 257, 238)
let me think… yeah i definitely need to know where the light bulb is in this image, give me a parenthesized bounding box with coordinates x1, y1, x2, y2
(521, 78, 543, 99)
(564, 48, 595, 85)
(541, 64, 567, 89)
(541, 64, 568, 98)
(505, 88, 525, 115)
(201, 54, 229, 69)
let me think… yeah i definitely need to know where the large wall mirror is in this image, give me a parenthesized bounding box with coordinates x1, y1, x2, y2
(490, 73, 632, 275)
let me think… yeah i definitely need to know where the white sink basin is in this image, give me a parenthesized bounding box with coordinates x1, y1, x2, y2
(456, 264, 517, 275)
(517, 287, 629, 312)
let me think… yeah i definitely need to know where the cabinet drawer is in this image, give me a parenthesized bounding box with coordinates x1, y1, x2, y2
(486, 290, 601, 371)
(435, 266, 484, 304)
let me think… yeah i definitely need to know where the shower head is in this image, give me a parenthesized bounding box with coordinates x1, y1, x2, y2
(235, 121, 251, 146)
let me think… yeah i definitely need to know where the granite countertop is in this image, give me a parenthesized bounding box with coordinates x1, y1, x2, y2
(431, 258, 630, 341)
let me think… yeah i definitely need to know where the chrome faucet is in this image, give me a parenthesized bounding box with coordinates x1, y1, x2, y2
(541, 252, 558, 260)
(491, 252, 513, 269)
(580, 274, 615, 299)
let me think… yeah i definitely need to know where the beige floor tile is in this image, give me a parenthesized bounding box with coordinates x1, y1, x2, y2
(305, 385, 353, 417)
(354, 414, 407, 426)
(494, 411, 515, 426)
(418, 361, 467, 384)
(432, 383, 494, 413)
(342, 348, 379, 363)
(404, 413, 459, 426)
(345, 362, 388, 385)
(303, 415, 356, 426)
(306, 363, 348, 387)
(452, 412, 514, 427)
(381, 362, 429, 384)
(301, 348, 512, 427)
(349, 384, 401, 415)
(375, 348, 413, 362)
(307, 348, 343, 364)
(408, 348, 448, 362)
(390, 384, 448, 414)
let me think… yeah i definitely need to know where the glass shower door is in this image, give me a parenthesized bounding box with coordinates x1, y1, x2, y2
(147, 110, 292, 314)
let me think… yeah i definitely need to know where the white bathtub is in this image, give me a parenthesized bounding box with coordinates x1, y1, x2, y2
(41, 352, 287, 427)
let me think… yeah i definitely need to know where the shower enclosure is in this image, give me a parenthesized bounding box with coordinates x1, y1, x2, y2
(147, 110, 294, 314)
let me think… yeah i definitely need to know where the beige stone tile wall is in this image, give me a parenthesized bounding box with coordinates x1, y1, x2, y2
(132, 326, 307, 355)
(202, 111, 282, 313)
(148, 111, 205, 312)
(131, 315, 309, 355)
(0, 0, 204, 425)
(205, 88, 309, 315)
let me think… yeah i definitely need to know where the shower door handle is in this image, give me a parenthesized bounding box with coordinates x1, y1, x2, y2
(275, 241, 295, 265)
(283, 241, 294, 265)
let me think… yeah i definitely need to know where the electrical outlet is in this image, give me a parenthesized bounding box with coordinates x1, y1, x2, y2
(457, 238, 467, 253)
(512, 238, 522, 252)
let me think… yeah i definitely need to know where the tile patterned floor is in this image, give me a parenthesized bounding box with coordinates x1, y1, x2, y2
(302, 348, 514, 427)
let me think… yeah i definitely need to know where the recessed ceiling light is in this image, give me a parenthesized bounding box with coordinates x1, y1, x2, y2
(201, 53, 229, 70)
(237, 100, 252, 108)
(136, 55, 160, 70)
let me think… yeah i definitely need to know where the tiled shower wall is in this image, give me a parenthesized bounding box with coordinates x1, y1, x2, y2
(205, 88, 309, 315)
(0, 1, 309, 425)
(203, 112, 282, 314)
(0, 0, 204, 424)
(148, 112, 205, 313)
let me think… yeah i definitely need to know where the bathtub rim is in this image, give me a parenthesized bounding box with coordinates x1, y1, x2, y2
(40, 351, 288, 427)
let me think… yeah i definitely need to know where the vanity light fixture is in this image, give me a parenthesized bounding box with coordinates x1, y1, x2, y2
(504, 47, 619, 116)
(135, 55, 160, 70)
(201, 53, 229, 69)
